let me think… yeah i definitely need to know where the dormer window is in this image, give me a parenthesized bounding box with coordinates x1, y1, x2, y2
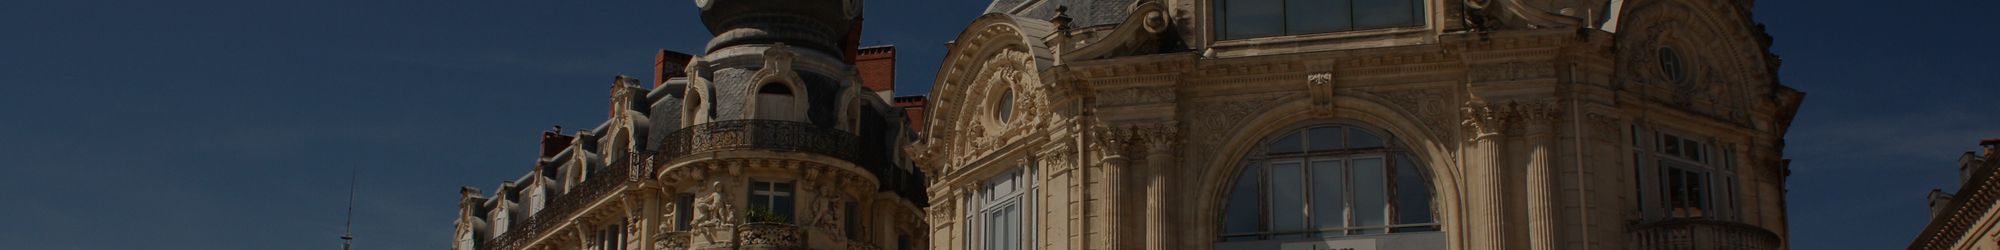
(1213, 0, 1424, 40)
(755, 83, 799, 121)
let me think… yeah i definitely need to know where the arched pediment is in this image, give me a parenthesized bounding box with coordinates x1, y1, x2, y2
(913, 14, 1061, 174)
(1614, 0, 1772, 124)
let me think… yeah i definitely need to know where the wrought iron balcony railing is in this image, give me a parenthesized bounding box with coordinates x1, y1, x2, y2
(478, 161, 632, 250)
(1630, 219, 1781, 250)
(661, 119, 927, 206)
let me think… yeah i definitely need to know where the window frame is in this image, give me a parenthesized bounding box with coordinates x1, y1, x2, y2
(1210, 0, 1429, 41)
(963, 161, 1038, 250)
(1217, 125, 1439, 242)
(1631, 125, 1741, 222)
(747, 180, 797, 223)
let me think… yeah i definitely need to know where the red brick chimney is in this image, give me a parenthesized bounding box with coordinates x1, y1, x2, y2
(894, 95, 927, 133)
(856, 45, 896, 97)
(539, 126, 574, 158)
(653, 50, 694, 88)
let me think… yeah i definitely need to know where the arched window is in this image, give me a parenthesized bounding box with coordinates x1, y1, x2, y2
(1219, 124, 1436, 242)
(1213, 0, 1425, 40)
(755, 83, 798, 121)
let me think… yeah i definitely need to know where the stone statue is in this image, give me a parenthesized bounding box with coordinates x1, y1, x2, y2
(692, 181, 734, 228)
(808, 183, 842, 231)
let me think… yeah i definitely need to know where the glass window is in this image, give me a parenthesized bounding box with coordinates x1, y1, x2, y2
(1216, 0, 1424, 40)
(1221, 0, 1283, 39)
(676, 193, 695, 231)
(1351, 158, 1387, 235)
(969, 166, 1036, 249)
(1393, 154, 1435, 231)
(1222, 165, 1263, 241)
(1268, 162, 1307, 238)
(749, 181, 795, 223)
(1310, 159, 1346, 233)
(996, 90, 1015, 124)
(1634, 127, 1738, 221)
(1349, 127, 1383, 148)
(1217, 125, 1435, 242)
(1287, 0, 1353, 35)
(1307, 127, 1344, 151)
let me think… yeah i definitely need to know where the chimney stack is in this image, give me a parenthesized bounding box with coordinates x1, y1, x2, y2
(654, 50, 694, 88)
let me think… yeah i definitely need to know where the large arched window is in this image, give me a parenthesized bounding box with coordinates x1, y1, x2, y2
(1219, 124, 1437, 242)
(1212, 0, 1424, 40)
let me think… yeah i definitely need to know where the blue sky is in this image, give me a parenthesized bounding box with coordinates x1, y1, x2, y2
(0, 0, 1991, 249)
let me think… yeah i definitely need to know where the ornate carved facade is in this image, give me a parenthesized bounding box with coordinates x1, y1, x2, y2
(453, 1, 929, 250)
(915, 0, 1801, 249)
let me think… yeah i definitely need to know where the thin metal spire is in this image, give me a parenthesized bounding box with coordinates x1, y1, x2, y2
(342, 166, 357, 250)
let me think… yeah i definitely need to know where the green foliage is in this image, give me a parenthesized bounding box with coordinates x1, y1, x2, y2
(744, 206, 791, 224)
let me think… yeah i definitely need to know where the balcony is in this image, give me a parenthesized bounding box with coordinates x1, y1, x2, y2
(1630, 219, 1781, 250)
(661, 119, 859, 161)
(479, 162, 632, 250)
(660, 119, 927, 206)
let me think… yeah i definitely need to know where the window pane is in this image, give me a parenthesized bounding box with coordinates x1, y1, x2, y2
(1225, 0, 1284, 39)
(1353, 0, 1417, 28)
(1287, 0, 1353, 34)
(1349, 128, 1384, 148)
(1661, 134, 1681, 155)
(1269, 132, 1305, 155)
(777, 183, 796, 222)
(1307, 127, 1344, 151)
(1310, 159, 1346, 232)
(1394, 154, 1433, 224)
(1223, 165, 1263, 236)
(1224, 165, 1263, 233)
(1684, 139, 1703, 162)
(1351, 158, 1387, 234)
(1269, 162, 1307, 238)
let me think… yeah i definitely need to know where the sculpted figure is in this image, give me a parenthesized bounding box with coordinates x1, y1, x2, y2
(692, 181, 734, 228)
(808, 183, 842, 230)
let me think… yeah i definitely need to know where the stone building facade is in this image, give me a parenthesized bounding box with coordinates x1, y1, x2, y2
(1910, 140, 2000, 250)
(451, 0, 931, 249)
(910, 0, 1802, 250)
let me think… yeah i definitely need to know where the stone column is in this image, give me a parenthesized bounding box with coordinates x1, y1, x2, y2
(1523, 103, 1562, 250)
(1462, 98, 1509, 249)
(1094, 127, 1133, 250)
(1140, 123, 1177, 250)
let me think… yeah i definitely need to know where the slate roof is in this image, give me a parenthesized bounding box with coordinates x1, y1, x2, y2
(985, 0, 1139, 28)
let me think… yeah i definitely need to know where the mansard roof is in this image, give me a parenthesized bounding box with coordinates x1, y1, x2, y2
(985, 0, 1138, 28)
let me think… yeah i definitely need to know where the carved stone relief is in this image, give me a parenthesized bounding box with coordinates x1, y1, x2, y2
(1186, 93, 1297, 161)
(1357, 87, 1455, 143)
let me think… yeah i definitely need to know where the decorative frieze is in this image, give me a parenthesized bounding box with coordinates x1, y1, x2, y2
(1093, 86, 1176, 107)
(1469, 61, 1557, 82)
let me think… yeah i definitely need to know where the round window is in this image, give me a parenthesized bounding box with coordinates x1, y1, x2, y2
(1657, 47, 1686, 84)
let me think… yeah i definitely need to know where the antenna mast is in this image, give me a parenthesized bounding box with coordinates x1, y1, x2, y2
(342, 166, 357, 250)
